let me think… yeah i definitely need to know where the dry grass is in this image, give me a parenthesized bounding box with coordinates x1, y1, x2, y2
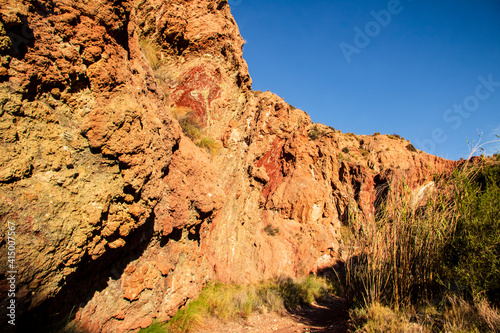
(140, 276, 333, 333)
(195, 137, 220, 156)
(349, 294, 500, 332)
(440, 294, 500, 333)
(170, 107, 220, 157)
(474, 295, 500, 332)
(171, 107, 202, 140)
(139, 38, 163, 70)
(349, 303, 426, 333)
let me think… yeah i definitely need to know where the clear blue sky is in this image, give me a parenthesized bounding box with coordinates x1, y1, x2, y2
(229, 0, 500, 160)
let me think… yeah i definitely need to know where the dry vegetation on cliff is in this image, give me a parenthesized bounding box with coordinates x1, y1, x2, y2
(170, 107, 220, 156)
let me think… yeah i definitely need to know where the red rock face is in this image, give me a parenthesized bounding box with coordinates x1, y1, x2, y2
(0, 0, 456, 332)
(170, 66, 221, 125)
(255, 137, 286, 199)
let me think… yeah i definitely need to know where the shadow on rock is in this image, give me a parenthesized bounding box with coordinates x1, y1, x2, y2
(17, 213, 156, 332)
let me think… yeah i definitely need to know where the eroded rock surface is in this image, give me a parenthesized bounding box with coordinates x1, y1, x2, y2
(0, 0, 455, 331)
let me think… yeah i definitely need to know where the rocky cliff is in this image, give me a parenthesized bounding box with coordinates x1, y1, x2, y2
(0, 0, 454, 331)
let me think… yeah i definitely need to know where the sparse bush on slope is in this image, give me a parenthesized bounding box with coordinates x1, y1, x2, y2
(171, 107, 220, 156)
(406, 143, 418, 152)
(139, 38, 163, 71)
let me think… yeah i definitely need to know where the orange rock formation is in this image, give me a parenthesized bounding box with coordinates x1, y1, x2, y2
(0, 0, 454, 331)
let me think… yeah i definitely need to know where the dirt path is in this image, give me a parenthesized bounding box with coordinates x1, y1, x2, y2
(196, 295, 349, 333)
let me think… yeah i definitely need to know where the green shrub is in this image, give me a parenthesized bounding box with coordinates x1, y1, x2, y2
(275, 276, 329, 309)
(342, 147, 350, 154)
(301, 275, 331, 303)
(359, 148, 370, 157)
(308, 125, 322, 140)
(446, 166, 500, 304)
(263, 224, 279, 236)
(196, 137, 220, 156)
(406, 143, 418, 153)
(139, 321, 168, 333)
(387, 134, 401, 140)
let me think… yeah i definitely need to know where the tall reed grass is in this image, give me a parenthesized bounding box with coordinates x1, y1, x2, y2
(340, 175, 458, 308)
(341, 160, 500, 332)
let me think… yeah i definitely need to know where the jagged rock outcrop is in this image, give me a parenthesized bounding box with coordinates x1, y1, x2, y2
(0, 0, 455, 331)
